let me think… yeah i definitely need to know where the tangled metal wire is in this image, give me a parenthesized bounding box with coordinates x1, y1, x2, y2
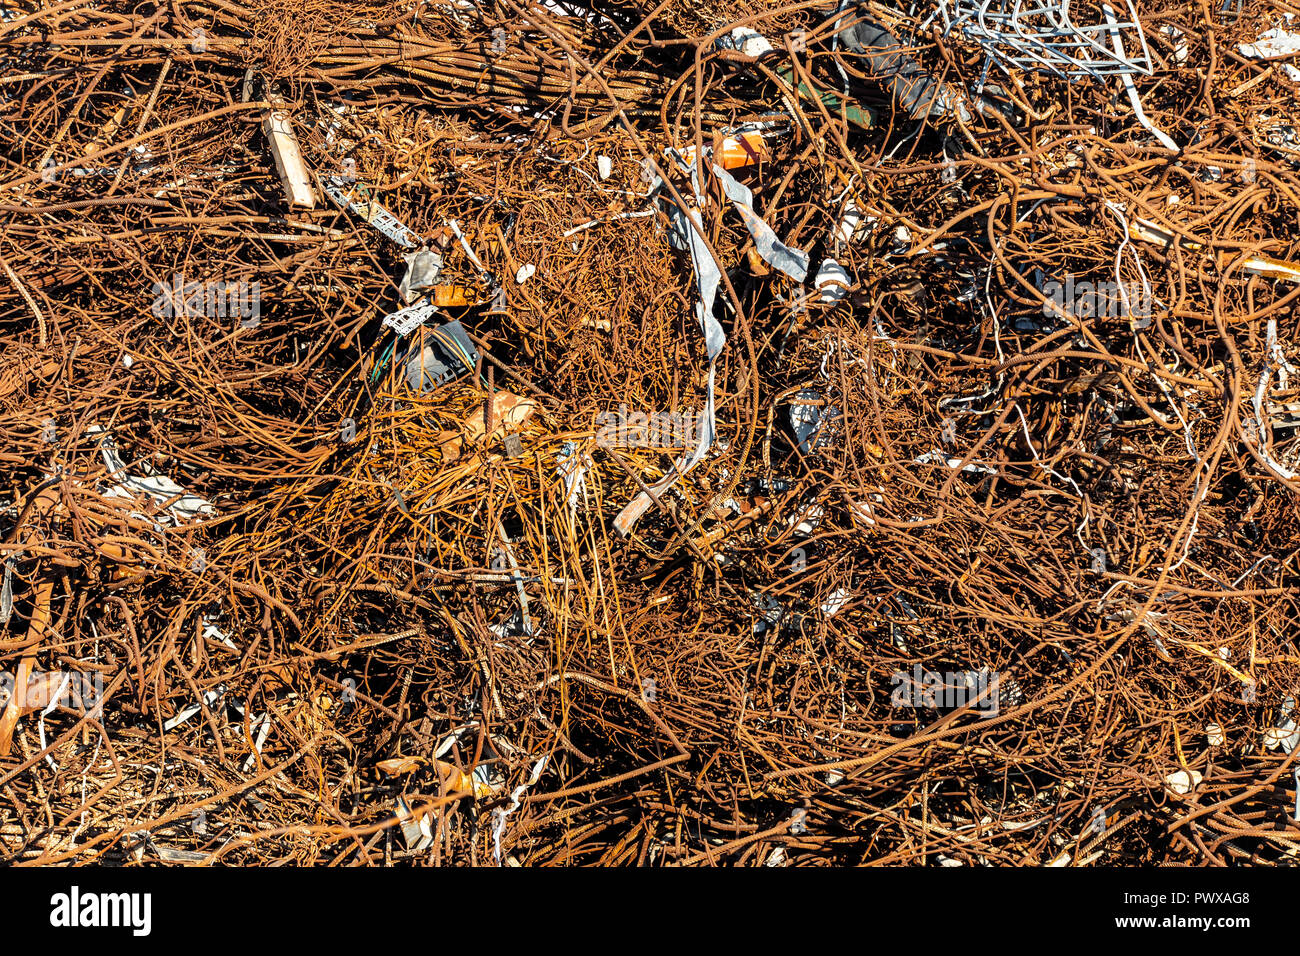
(2, 0, 1300, 866)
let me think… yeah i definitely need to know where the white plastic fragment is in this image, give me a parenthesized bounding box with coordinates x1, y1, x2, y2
(38, 672, 71, 771)
(241, 712, 272, 772)
(562, 209, 655, 238)
(163, 684, 227, 732)
(202, 614, 237, 650)
(492, 755, 549, 866)
(447, 219, 491, 279)
(789, 390, 830, 453)
(0, 558, 13, 628)
(788, 502, 824, 535)
(556, 443, 592, 515)
(597, 155, 613, 180)
(515, 263, 535, 284)
(1263, 696, 1299, 753)
(613, 156, 727, 535)
(1205, 723, 1225, 747)
(1247, 320, 1300, 483)
(1240, 28, 1300, 60)
(720, 26, 774, 58)
(915, 448, 997, 475)
(847, 495, 879, 528)
(712, 163, 809, 282)
(821, 587, 850, 617)
(836, 203, 864, 246)
(888, 224, 913, 257)
(815, 259, 851, 303)
(1165, 769, 1201, 796)
(1159, 25, 1188, 63)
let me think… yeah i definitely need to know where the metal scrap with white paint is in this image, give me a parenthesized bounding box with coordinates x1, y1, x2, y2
(92, 426, 216, 524)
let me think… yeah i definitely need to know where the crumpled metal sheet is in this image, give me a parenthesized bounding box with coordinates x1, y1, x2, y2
(398, 248, 444, 304)
(712, 163, 809, 282)
(93, 427, 216, 524)
(613, 159, 728, 535)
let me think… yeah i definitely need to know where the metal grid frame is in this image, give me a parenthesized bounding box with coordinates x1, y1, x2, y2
(936, 0, 1154, 78)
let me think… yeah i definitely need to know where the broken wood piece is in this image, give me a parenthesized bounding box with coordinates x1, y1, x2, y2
(262, 96, 316, 209)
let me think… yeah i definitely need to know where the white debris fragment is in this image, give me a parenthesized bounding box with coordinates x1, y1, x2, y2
(515, 263, 536, 284)
(815, 259, 851, 303)
(202, 614, 237, 650)
(395, 795, 435, 851)
(847, 491, 882, 528)
(91, 425, 216, 524)
(721, 26, 774, 58)
(1240, 28, 1300, 60)
(556, 442, 592, 515)
(1159, 24, 1188, 64)
(1263, 696, 1299, 753)
(241, 712, 272, 772)
(398, 247, 443, 304)
(821, 587, 851, 617)
(597, 155, 613, 180)
(38, 672, 70, 771)
(787, 502, 824, 536)
(915, 449, 997, 475)
(492, 754, 549, 865)
(1165, 769, 1202, 796)
(384, 300, 438, 337)
(163, 684, 227, 732)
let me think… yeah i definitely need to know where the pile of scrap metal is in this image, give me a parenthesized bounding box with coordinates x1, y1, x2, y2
(1, 0, 1299, 866)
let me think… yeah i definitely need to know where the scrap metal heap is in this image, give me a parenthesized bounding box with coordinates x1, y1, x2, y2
(2, 0, 1300, 865)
